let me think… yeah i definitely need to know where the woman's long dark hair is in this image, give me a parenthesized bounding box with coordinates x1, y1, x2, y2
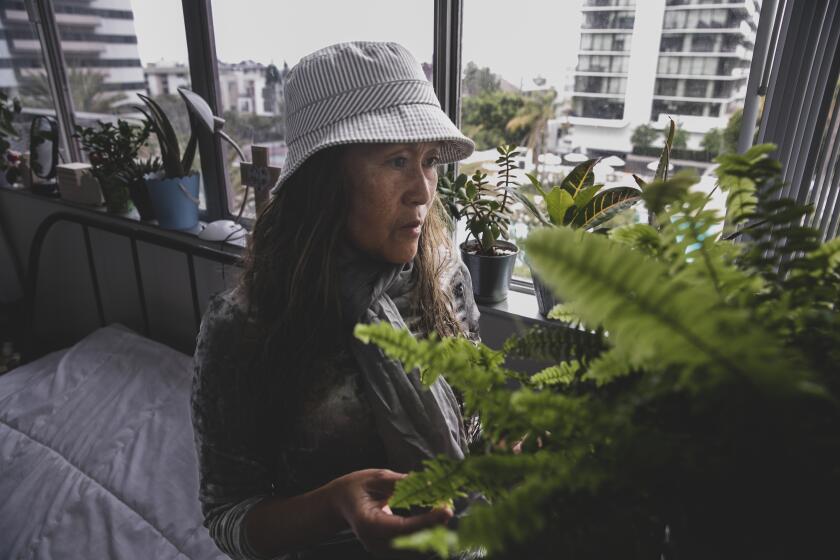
(238, 145, 463, 420)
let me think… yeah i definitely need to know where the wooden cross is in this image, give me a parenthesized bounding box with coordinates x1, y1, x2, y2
(240, 145, 281, 215)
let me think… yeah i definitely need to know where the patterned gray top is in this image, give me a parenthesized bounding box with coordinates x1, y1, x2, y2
(191, 258, 480, 560)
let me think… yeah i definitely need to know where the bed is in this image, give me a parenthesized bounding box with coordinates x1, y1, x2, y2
(1, 211, 239, 559)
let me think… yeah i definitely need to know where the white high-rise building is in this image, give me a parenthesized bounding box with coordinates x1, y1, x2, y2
(0, 0, 146, 109)
(569, 0, 760, 154)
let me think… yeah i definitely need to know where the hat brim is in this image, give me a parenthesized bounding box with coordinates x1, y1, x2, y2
(271, 102, 475, 193)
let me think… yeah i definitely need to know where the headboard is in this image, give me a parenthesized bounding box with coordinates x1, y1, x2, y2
(24, 211, 243, 361)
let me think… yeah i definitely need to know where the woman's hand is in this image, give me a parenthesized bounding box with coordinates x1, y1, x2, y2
(329, 468, 453, 556)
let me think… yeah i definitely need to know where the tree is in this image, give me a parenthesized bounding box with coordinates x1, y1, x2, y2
(630, 124, 657, 149)
(506, 88, 558, 169)
(702, 128, 723, 156)
(462, 61, 501, 97)
(20, 68, 128, 114)
(722, 108, 743, 154)
(461, 91, 525, 150)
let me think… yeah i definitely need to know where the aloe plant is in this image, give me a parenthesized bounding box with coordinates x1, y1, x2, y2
(135, 93, 197, 179)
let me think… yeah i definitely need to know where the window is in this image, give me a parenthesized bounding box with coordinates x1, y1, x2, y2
(578, 55, 629, 73)
(54, 0, 203, 210)
(573, 97, 625, 119)
(660, 35, 686, 52)
(575, 76, 627, 95)
(655, 78, 679, 96)
(684, 79, 709, 97)
(582, 11, 636, 30)
(210, 0, 433, 220)
(0, 2, 60, 169)
(690, 33, 717, 52)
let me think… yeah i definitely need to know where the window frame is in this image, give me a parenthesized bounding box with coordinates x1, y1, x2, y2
(26, 0, 831, 306)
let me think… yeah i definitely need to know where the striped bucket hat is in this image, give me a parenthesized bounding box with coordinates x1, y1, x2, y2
(271, 41, 475, 194)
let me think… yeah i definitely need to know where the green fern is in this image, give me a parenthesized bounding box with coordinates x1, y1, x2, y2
(530, 361, 580, 387)
(358, 145, 840, 558)
(502, 324, 605, 364)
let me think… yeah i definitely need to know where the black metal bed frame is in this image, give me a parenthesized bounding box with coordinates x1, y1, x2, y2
(23, 211, 242, 360)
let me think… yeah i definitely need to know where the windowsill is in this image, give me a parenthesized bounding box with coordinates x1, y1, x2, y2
(477, 288, 554, 326)
(3, 184, 554, 325)
(0, 184, 247, 252)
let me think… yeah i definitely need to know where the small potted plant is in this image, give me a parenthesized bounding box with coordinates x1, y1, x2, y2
(439, 144, 520, 304)
(75, 119, 152, 216)
(513, 159, 642, 317)
(0, 91, 21, 187)
(120, 156, 162, 221)
(136, 94, 199, 230)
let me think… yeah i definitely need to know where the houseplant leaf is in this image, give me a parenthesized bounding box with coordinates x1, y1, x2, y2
(570, 186, 642, 230)
(655, 118, 675, 182)
(560, 158, 597, 198)
(545, 188, 574, 226)
(508, 186, 552, 226)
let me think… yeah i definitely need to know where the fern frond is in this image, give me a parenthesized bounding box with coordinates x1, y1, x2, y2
(547, 303, 582, 323)
(524, 227, 807, 392)
(502, 324, 606, 364)
(392, 526, 461, 558)
(390, 453, 556, 509)
(530, 361, 580, 387)
(609, 223, 663, 256)
(582, 348, 635, 386)
(355, 323, 506, 387)
(640, 171, 697, 219)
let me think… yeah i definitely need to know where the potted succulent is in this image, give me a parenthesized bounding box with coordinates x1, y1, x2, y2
(136, 93, 199, 230)
(75, 119, 152, 216)
(439, 144, 520, 304)
(512, 159, 641, 317)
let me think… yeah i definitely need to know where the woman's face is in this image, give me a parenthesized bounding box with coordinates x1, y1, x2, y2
(343, 142, 442, 264)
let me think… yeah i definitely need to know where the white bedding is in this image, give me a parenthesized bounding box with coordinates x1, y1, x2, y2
(0, 324, 226, 559)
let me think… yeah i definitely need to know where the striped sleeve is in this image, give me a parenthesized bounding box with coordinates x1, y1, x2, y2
(191, 292, 285, 560)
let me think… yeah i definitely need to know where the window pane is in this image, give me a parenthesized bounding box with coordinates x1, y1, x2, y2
(461, 0, 763, 284)
(0, 0, 60, 186)
(210, 0, 433, 221)
(50, 1, 203, 214)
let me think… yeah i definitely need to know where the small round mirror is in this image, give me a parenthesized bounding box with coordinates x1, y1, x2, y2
(29, 115, 59, 180)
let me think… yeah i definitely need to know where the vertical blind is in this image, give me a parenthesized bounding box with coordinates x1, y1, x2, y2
(757, 0, 840, 241)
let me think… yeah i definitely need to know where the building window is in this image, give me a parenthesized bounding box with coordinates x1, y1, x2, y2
(578, 54, 629, 73)
(690, 33, 717, 52)
(655, 78, 679, 96)
(684, 79, 709, 97)
(660, 35, 685, 52)
(582, 10, 636, 30)
(572, 97, 625, 119)
(575, 76, 627, 95)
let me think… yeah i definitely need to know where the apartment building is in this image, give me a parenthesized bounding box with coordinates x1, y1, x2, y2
(569, 0, 760, 153)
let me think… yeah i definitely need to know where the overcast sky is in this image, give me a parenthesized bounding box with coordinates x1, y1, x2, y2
(129, 0, 583, 92)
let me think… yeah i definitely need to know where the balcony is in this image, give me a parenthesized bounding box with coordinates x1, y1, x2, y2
(3, 9, 101, 27)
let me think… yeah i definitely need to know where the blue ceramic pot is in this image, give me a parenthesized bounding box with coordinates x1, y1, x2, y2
(145, 173, 200, 230)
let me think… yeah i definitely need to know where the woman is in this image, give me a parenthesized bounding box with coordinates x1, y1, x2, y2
(191, 41, 480, 559)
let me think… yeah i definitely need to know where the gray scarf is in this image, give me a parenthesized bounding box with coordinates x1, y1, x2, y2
(337, 242, 468, 473)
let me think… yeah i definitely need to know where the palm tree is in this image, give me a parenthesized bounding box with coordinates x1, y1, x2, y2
(20, 68, 128, 114)
(506, 87, 558, 175)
